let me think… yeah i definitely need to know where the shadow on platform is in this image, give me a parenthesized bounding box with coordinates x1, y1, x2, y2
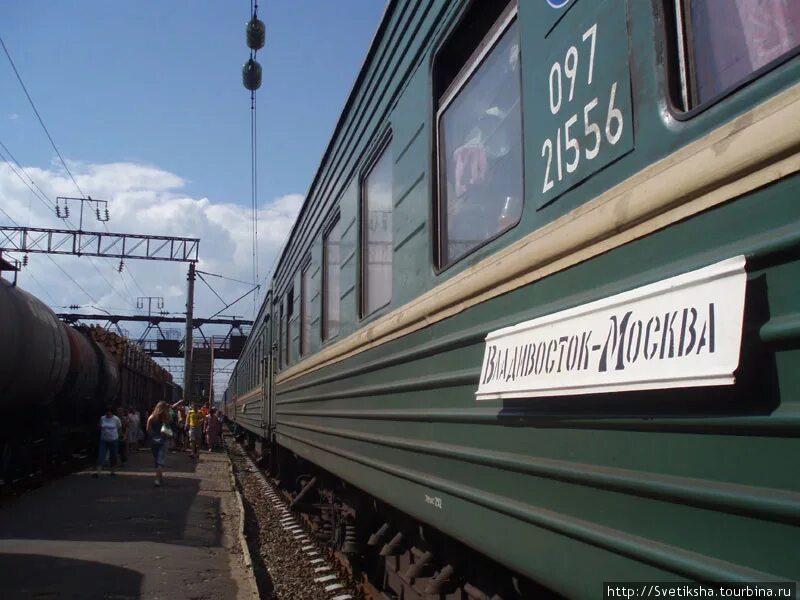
(0, 449, 222, 548)
(1, 552, 143, 600)
(118, 445, 201, 474)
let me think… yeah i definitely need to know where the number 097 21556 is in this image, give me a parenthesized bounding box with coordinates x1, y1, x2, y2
(536, 0, 633, 207)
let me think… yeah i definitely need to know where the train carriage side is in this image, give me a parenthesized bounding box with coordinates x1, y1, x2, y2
(266, 0, 800, 597)
(227, 294, 271, 444)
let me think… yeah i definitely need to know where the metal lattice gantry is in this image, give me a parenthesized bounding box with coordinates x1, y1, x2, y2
(0, 226, 199, 262)
(56, 312, 252, 360)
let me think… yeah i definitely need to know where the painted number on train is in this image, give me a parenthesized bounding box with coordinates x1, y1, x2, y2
(537, 0, 633, 207)
(425, 494, 443, 509)
(475, 256, 747, 400)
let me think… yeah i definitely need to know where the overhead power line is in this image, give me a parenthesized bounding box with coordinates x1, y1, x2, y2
(207, 284, 261, 321)
(0, 200, 96, 302)
(196, 270, 254, 286)
(0, 145, 56, 213)
(197, 271, 228, 307)
(0, 139, 53, 206)
(0, 205, 17, 225)
(0, 38, 132, 305)
(1, 36, 178, 309)
(0, 36, 86, 198)
(0, 146, 125, 302)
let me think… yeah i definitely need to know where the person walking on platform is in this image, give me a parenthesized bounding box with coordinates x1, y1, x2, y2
(146, 401, 173, 487)
(93, 407, 122, 478)
(205, 408, 222, 451)
(186, 403, 203, 460)
(126, 407, 140, 455)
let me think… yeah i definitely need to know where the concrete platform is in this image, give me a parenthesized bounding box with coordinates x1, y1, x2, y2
(0, 444, 257, 600)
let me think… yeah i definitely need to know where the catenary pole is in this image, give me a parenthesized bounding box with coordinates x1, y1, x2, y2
(184, 262, 196, 404)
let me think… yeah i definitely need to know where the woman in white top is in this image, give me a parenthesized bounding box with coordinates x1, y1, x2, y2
(93, 406, 121, 478)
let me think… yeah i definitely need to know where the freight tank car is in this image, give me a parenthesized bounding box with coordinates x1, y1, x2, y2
(227, 0, 800, 597)
(0, 277, 177, 482)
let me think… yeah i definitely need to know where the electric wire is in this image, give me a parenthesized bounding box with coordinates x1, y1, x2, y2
(197, 271, 228, 307)
(47, 255, 97, 303)
(207, 284, 260, 321)
(0, 194, 97, 302)
(0, 139, 53, 204)
(249, 0, 261, 319)
(0, 40, 137, 308)
(0, 204, 17, 224)
(0, 143, 135, 307)
(196, 269, 254, 286)
(251, 89, 258, 318)
(126, 266, 148, 297)
(25, 270, 58, 305)
(0, 35, 86, 198)
(0, 145, 56, 212)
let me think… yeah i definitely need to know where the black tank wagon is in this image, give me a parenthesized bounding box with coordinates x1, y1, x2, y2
(0, 278, 177, 482)
(229, 0, 800, 596)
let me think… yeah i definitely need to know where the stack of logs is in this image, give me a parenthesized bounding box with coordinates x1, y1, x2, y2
(84, 325, 173, 383)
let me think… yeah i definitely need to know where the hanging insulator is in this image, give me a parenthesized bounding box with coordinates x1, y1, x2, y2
(242, 58, 262, 91)
(117, 259, 124, 272)
(22, 254, 29, 266)
(55, 205, 62, 218)
(104, 208, 110, 221)
(246, 17, 266, 50)
(65, 206, 70, 218)
(96, 208, 101, 220)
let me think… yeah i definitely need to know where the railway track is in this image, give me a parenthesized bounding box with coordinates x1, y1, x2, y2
(228, 439, 363, 600)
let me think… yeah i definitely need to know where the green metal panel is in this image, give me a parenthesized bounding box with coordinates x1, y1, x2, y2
(391, 62, 432, 308)
(272, 0, 453, 299)
(243, 0, 800, 596)
(309, 241, 323, 356)
(276, 176, 800, 595)
(338, 179, 359, 337)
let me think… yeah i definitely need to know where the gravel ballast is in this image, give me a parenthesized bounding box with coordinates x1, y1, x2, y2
(228, 440, 363, 600)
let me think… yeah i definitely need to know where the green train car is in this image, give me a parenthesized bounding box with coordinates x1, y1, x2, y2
(226, 0, 800, 597)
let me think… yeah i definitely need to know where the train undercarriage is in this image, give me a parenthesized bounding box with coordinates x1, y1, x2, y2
(236, 428, 558, 600)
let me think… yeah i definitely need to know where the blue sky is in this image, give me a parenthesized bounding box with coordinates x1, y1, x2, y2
(2, 0, 386, 207)
(0, 1, 387, 391)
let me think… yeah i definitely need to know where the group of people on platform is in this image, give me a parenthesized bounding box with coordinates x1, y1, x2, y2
(94, 400, 226, 487)
(167, 401, 224, 457)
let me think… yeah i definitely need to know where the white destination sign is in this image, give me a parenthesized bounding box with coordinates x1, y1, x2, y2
(476, 256, 747, 400)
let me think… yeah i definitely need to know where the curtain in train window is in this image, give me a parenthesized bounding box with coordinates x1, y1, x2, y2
(323, 216, 341, 340)
(437, 15, 523, 267)
(362, 143, 393, 316)
(682, 0, 800, 106)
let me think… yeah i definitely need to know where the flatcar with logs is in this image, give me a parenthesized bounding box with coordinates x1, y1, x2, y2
(0, 276, 178, 482)
(225, 0, 800, 597)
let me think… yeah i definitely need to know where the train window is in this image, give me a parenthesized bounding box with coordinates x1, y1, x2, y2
(322, 214, 341, 340)
(672, 0, 800, 110)
(286, 288, 294, 365)
(301, 261, 312, 355)
(361, 140, 393, 317)
(435, 0, 523, 268)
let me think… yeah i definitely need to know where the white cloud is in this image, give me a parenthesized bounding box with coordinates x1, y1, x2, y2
(0, 159, 303, 393)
